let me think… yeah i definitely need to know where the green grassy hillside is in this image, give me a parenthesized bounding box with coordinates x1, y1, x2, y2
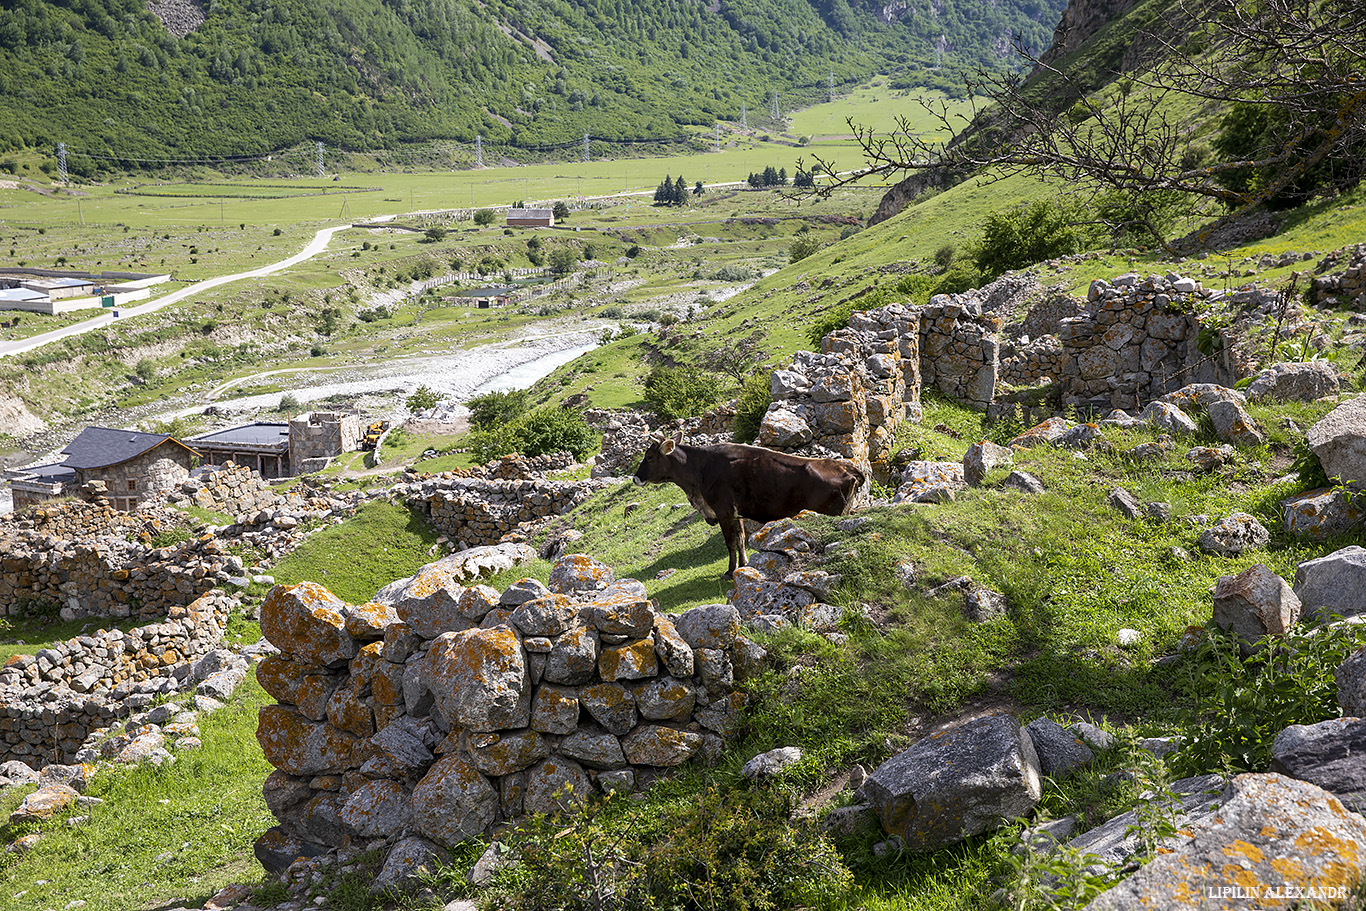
(0, 0, 1065, 169)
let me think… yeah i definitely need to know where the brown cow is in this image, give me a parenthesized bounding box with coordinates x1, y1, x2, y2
(633, 434, 866, 577)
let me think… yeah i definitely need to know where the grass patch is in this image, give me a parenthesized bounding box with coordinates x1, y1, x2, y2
(0, 614, 144, 663)
(0, 677, 276, 911)
(270, 501, 443, 602)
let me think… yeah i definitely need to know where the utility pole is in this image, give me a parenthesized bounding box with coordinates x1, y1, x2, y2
(714, 123, 720, 152)
(740, 103, 748, 130)
(583, 133, 590, 162)
(771, 91, 780, 122)
(57, 143, 68, 183)
(829, 67, 835, 103)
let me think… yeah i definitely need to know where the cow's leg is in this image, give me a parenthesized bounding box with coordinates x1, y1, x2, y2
(720, 515, 744, 578)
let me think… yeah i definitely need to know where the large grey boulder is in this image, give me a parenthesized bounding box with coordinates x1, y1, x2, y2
(963, 441, 1013, 487)
(1197, 513, 1270, 556)
(863, 714, 1042, 851)
(1282, 489, 1365, 542)
(1084, 774, 1366, 911)
(1024, 718, 1094, 779)
(1307, 394, 1366, 488)
(1247, 361, 1339, 403)
(1207, 399, 1265, 447)
(758, 407, 815, 448)
(1140, 401, 1197, 435)
(1067, 774, 1227, 869)
(1270, 718, 1366, 812)
(1211, 564, 1301, 653)
(1294, 545, 1366, 624)
(369, 836, 450, 895)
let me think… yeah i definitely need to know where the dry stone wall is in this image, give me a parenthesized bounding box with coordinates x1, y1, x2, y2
(0, 591, 232, 766)
(1311, 244, 1366, 309)
(167, 461, 282, 518)
(918, 297, 1000, 411)
(0, 528, 239, 620)
(1057, 273, 1243, 411)
(252, 553, 762, 879)
(401, 475, 613, 549)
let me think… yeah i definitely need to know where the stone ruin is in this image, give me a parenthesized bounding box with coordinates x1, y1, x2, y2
(253, 553, 763, 887)
(289, 411, 363, 474)
(0, 591, 232, 767)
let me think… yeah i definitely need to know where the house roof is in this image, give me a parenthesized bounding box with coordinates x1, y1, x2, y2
(12, 462, 75, 483)
(192, 422, 290, 449)
(0, 288, 47, 302)
(60, 426, 199, 470)
(507, 208, 553, 219)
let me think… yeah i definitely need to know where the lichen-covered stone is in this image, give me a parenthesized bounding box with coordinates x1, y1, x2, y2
(590, 593, 655, 638)
(548, 554, 614, 597)
(340, 779, 412, 837)
(411, 754, 498, 845)
(465, 729, 551, 777)
(530, 684, 580, 734)
(652, 614, 694, 678)
(260, 582, 358, 668)
(423, 627, 530, 733)
(544, 622, 599, 685)
(673, 604, 741, 651)
(524, 757, 593, 814)
(257, 705, 366, 776)
(632, 677, 697, 721)
(622, 725, 704, 767)
(557, 729, 628, 770)
(598, 638, 658, 681)
(579, 682, 637, 735)
(509, 594, 576, 637)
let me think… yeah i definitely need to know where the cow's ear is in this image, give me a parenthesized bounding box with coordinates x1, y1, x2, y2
(660, 438, 676, 455)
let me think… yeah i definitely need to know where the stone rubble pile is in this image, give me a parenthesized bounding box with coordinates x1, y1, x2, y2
(0, 591, 233, 766)
(1311, 244, 1366, 309)
(168, 461, 282, 518)
(254, 553, 764, 890)
(588, 409, 732, 479)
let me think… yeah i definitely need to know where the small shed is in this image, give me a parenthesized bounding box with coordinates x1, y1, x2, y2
(506, 208, 554, 228)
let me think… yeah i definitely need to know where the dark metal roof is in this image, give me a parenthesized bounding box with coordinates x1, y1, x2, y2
(192, 422, 290, 449)
(461, 286, 513, 297)
(18, 462, 75, 483)
(60, 426, 199, 470)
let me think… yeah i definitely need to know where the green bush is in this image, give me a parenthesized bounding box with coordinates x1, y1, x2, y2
(492, 788, 852, 911)
(474, 208, 497, 226)
(466, 389, 528, 430)
(1172, 622, 1366, 776)
(642, 365, 722, 421)
(469, 405, 597, 462)
(789, 234, 821, 264)
(972, 200, 1084, 279)
(406, 384, 442, 413)
(732, 371, 773, 443)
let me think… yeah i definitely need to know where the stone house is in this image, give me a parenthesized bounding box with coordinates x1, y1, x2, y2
(506, 207, 554, 228)
(6, 426, 199, 512)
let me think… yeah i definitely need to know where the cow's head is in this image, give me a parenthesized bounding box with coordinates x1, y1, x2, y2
(632, 432, 682, 486)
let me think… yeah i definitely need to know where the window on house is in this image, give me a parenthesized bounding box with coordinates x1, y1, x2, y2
(127, 479, 138, 491)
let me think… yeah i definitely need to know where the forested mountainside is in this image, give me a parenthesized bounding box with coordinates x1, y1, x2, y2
(0, 0, 1066, 166)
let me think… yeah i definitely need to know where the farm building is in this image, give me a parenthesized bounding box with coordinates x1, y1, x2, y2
(191, 422, 292, 478)
(5, 426, 199, 511)
(506, 208, 554, 228)
(0, 269, 170, 314)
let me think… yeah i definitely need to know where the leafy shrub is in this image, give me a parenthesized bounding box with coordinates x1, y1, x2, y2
(474, 208, 497, 226)
(550, 247, 578, 274)
(466, 389, 528, 430)
(469, 405, 597, 462)
(406, 384, 442, 413)
(643, 365, 722, 421)
(934, 259, 986, 295)
(552, 201, 570, 220)
(732, 371, 773, 443)
(789, 234, 821, 264)
(711, 264, 756, 282)
(492, 788, 852, 911)
(423, 226, 447, 242)
(934, 243, 956, 270)
(972, 200, 1083, 279)
(1171, 622, 1366, 776)
(276, 393, 300, 413)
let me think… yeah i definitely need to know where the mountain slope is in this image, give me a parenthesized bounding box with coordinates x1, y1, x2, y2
(0, 0, 1066, 166)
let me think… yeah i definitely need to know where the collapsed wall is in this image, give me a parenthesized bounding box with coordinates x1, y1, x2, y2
(253, 553, 761, 879)
(0, 591, 232, 766)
